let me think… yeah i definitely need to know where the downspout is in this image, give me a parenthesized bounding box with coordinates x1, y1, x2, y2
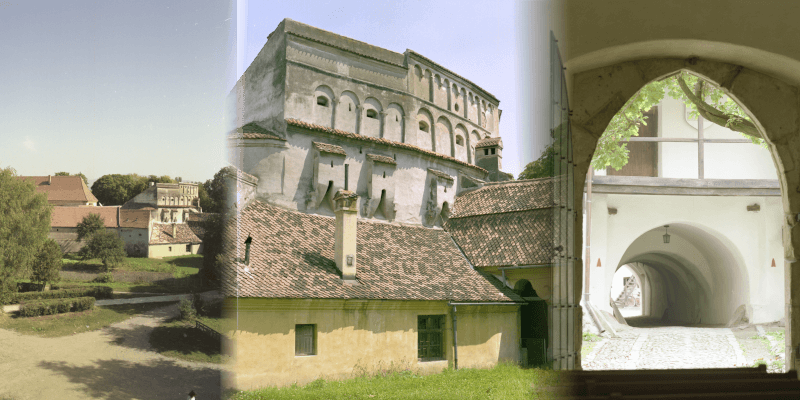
(452, 304, 458, 370)
(583, 169, 605, 334)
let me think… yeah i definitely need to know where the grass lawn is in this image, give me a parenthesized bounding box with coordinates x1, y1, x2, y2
(149, 299, 228, 364)
(0, 301, 177, 337)
(225, 363, 562, 400)
(53, 254, 206, 294)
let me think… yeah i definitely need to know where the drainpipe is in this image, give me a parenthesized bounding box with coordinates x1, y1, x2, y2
(452, 304, 458, 370)
(583, 169, 605, 334)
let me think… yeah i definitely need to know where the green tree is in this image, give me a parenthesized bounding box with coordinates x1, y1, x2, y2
(200, 167, 227, 214)
(519, 72, 762, 178)
(76, 213, 105, 242)
(54, 171, 88, 185)
(199, 213, 225, 288)
(31, 239, 62, 290)
(0, 167, 52, 302)
(518, 145, 555, 180)
(80, 231, 126, 272)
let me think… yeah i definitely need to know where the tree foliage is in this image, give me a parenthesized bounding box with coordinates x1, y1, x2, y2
(518, 145, 555, 180)
(76, 213, 105, 242)
(519, 72, 762, 178)
(31, 239, 62, 290)
(199, 213, 225, 288)
(199, 167, 227, 214)
(0, 167, 52, 301)
(54, 171, 88, 185)
(80, 231, 126, 272)
(90, 174, 179, 206)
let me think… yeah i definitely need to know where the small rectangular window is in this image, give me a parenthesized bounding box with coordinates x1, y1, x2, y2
(418, 315, 445, 361)
(186, 244, 191, 252)
(168, 246, 172, 252)
(484, 148, 489, 155)
(295, 324, 316, 356)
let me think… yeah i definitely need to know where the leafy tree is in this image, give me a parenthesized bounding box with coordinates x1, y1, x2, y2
(54, 171, 88, 185)
(0, 167, 51, 302)
(199, 213, 225, 288)
(91, 173, 181, 206)
(76, 213, 105, 242)
(200, 168, 227, 214)
(80, 231, 126, 272)
(518, 145, 555, 180)
(519, 72, 761, 178)
(31, 239, 62, 290)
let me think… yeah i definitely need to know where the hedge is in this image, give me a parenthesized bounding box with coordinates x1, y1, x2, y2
(19, 296, 95, 317)
(6, 286, 113, 305)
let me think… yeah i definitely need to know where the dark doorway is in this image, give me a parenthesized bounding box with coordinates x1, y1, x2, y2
(517, 280, 548, 366)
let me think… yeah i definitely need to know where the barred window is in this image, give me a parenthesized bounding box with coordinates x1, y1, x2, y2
(295, 324, 316, 356)
(418, 315, 445, 361)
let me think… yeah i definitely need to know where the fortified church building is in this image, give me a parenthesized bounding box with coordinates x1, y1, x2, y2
(223, 19, 554, 389)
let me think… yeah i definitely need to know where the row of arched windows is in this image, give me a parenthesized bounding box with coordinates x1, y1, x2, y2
(411, 63, 496, 131)
(311, 85, 491, 164)
(160, 195, 196, 206)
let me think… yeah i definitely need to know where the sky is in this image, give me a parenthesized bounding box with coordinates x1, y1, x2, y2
(1, 0, 532, 186)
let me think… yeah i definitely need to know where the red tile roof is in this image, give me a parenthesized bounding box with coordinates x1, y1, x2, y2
(50, 206, 119, 228)
(367, 154, 397, 165)
(312, 141, 347, 156)
(285, 118, 488, 174)
(21, 176, 98, 204)
(150, 223, 202, 245)
(475, 137, 503, 149)
(221, 200, 521, 302)
(119, 209, 151, 229)
(445, 178, 555, 268)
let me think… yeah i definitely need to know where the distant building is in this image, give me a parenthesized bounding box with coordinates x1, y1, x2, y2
(21, 175, 98, 206)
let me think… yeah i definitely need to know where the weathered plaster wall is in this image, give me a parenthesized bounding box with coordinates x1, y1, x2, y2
(223, 298, 519, 390)
(148, 242, 198, 259)
(119, 228, 149, 257)
(231, 126, 487, 226)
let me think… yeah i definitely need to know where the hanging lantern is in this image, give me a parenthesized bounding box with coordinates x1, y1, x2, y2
(663, 225, 671, 244)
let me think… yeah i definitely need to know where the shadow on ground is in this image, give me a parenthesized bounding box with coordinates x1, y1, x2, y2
(38, 358, 221, 399)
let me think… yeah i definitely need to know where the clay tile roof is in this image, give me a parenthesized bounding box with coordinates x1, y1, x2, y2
(21, 176, 98, 204)
(286, 118, 488, 174)
(50, 206, 119, 228)
(366, 154, 396, 165)
(220, 200, 521, 303)
(119, 209, 151, 229)
(186, 213, 218, 240)
(332, 190, 358, 201)
(312, 141, 347, 156)
(444, 178, 555, 268)
(428, 168, 453, 181)
(450, 178, 554, 218)
(475, 137, 503, 149)
(150, 223, 202, 245)
(227, 122, 285, 140)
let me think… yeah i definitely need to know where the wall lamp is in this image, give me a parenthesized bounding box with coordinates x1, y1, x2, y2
(663, 225, 671, 244)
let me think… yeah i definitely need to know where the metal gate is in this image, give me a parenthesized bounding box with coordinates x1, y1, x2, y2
(549, 32, 579, 370)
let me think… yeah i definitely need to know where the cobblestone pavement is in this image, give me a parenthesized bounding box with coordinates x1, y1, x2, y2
(583, 326, 748, 370)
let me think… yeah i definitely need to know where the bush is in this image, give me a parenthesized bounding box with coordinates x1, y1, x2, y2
(16, 282, 45, 292)
(93, 272, 114, 283)
(6, 286, 113, 305)
(19, 296, 95, 317)
(179, 298, 197, 321)
(192, 293, 206, 316)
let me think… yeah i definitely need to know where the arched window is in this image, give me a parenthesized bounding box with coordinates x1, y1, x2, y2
(366, 109, 378, 119)
(316, 96, 329, 107)
(419, 121, 429, 132)
(455, 135, 464, 146)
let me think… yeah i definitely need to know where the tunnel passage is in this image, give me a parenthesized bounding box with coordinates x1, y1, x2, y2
(614, 223, 749, 326)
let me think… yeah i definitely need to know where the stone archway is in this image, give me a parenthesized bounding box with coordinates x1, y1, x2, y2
(569, 57, 800, 368)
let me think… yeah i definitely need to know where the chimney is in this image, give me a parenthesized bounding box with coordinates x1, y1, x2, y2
(475, 138, 507, 182)
(48, 175, 52, 185)
(333, 189, 358, 281)
(172, 223, 177, 238)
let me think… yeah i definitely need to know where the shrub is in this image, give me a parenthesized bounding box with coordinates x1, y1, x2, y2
(19, 296, 95, 317)
(192, 293, 206, 316)
(179, 298, 197, 321)
(93, 272, 114, 283)
(6, 286, 113, 304)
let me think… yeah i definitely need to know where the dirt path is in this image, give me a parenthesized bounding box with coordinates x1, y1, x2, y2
(0, 303, 228, 400)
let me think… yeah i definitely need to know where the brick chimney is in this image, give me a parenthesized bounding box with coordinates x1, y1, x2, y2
(333, 189, 358, 281)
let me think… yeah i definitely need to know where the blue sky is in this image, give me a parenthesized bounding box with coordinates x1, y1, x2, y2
(1, 0, 531, 185)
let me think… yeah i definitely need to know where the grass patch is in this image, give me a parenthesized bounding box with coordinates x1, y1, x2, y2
(149, 318, 226, 364)
(0, 301, 177, 337)
(226, 363, 562, 400)
(581, 332, 602, 357)
(149, 298, 227, 364)
(63, 254, 202, 275)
